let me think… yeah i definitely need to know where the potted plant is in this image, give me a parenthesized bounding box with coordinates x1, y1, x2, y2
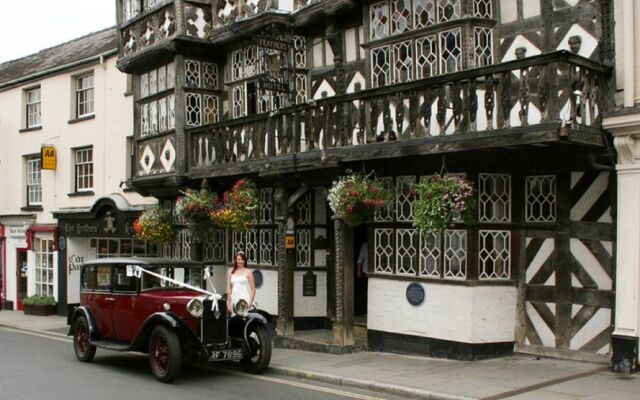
(23, 294, 57, 316)
(328, 171, 393, 226)
(134, 207, 177, 245)
(210, 178, 259, 231)
(413, 174, 476, 236)
(176, 184, 219, 241)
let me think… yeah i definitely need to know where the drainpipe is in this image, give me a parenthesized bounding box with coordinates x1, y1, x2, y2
(0, 224, 5, 310)
(623, 0, 635, 107)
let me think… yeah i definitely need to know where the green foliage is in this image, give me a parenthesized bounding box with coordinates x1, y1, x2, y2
(210, 179, 259, 231)
(413, 175, 476, 236)
(23, 294, 56, 306)
(328, 172, 394, 226)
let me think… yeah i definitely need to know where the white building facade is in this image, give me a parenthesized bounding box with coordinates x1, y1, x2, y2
(0, 28, 155, 314)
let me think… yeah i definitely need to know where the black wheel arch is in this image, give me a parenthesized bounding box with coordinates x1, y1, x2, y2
(68, 306, 98, 340)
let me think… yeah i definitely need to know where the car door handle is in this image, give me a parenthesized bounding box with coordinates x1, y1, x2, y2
(105, 297, 115, 302)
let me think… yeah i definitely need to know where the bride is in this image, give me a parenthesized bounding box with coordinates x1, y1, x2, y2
(227, 251, 256, 314)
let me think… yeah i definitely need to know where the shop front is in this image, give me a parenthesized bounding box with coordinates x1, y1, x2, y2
(53, 194, 152, 315)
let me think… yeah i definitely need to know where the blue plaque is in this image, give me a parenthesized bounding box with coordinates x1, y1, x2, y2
(253, 269, 264, 288)
(406, 282, 425, 306)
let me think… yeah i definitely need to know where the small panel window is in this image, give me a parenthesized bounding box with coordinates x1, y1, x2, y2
(96, 265, 112, 291)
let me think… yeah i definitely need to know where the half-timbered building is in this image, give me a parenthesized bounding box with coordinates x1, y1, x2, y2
(116, 0, 617, 362)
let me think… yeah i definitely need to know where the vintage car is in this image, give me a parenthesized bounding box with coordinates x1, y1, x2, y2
(68, 257, 272, 382)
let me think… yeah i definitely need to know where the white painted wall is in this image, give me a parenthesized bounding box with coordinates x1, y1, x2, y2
(294, 270, 327, 317)
(65, 237, 90, 304)
(254, 269, 278, 315)
(368, 278, 517, 343)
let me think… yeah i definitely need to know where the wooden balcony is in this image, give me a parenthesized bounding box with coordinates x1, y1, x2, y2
(186, 51, 612, 180)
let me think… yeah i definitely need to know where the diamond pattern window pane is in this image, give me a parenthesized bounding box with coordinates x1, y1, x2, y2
(258, 89, 272, 114)
(474, 27, 493, 68)
(396, 176, 416, 222)
(232, 49, 244, 81)
(171, 229, 191, 260)
(296, 74, 307, 104)
(260, 188, 274, 224)
(439, 28, 461, 74)
(370, 1, 390, 40)
(391, 0, 412, 34)
(186, 93, 202, 126)
(374, 228, 394, 274)
(375, 177, 394, 222)
(259, 229, 275, 265)
(396, 229, 417, 275)
(526, 175, 556, 222)
(393, 40, 413, 83)
(295, 192, 312, 224)
(245, 46, 258, 78)
(414, 0, 435, 28)
(479, 173, 511, 222)
(246, 229, 259, 264)
(473, 0, 492, 18)
(479, 230, 510, 280)
(203, 229, 226, 263)
(420, 232, 441, 277)
(437, 0, 460, 22)
(416, 35, 438, 79)
(203, 95, 218, 125)
(371, 46, 391, 88)
(294, 36, 307, 69)
(185, 60, 201, 87)
(296, 229, 311, 267)
(232, 231, 246, 257)
(233, 85, 245, 118)
(444, 230, 466, 279)
(202, 62, 218, 89)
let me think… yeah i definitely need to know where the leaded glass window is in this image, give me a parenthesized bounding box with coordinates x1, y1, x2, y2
(371, 46, 391, 88)
(479, 173, 511, 223)
(478, 230, 510, 280)
(392, 41, 413, 83)
(391, 0, 412, 35)
(413, 0, 435, 28)
(474, 27, 493, 67)
(415, 35, 437, 79)
(370, 1, 390, 40)
(439, 28, 461, 74)
(526, 175, 556, 223)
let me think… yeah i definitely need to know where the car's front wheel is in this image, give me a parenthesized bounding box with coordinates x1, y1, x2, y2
(73, 315, 96, 362)
(148, 325, 181, 383)
(240, 324, 271, 374)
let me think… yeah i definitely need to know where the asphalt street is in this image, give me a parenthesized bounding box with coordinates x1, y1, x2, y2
(0, 327, 401, 400)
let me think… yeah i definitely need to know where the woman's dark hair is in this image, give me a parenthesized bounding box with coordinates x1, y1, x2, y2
(232, 251, 247, 274)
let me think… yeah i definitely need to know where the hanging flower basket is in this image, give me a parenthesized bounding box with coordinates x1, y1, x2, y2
(328, 172, 393, 226)
(413, 175, 476, 236)
(175, 186, 219, 240)
(134, 207, 177, 245)
(210, 178, 259, 232)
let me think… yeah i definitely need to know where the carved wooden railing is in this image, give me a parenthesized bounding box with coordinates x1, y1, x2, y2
(189, 51, 612, 169)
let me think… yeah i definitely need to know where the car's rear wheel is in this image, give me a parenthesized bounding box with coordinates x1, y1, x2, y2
(240, 324, 271, 374)
(149, 325, 181, 383)
(73, 315, 96, 362)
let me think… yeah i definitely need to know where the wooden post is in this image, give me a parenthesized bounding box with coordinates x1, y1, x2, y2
(332, 218, 354, 346)
(275, 188, 294, 336)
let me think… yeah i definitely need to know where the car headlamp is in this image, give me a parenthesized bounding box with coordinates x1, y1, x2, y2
(233, 299, 249, 317)
(186, 298, 204, 318)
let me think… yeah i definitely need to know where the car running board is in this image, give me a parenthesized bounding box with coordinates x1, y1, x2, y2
(91, 340, 131, 351)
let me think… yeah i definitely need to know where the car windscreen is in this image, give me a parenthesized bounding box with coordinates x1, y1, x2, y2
(141, 266, 203, 291)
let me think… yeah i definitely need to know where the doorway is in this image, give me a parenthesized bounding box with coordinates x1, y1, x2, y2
(16, 249, 27, 310)
(353, 225, 368, 317)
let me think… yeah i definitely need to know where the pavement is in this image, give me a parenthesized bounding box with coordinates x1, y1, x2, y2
(1, 310, 639, 400)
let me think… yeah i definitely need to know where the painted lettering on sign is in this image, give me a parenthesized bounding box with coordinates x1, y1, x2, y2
(68, 254, 85, 275)
(41, 145, 57, 170)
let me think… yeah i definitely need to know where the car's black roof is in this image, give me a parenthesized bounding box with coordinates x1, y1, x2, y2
(81, 257, 204, 268)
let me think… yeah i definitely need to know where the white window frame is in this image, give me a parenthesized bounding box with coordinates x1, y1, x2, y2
(74, 147, 94, 192)
(26, 156, 42, 206)
(34, 237, 55, 297)
(76, 73, 95, 118)
(26, 87, 42, 128)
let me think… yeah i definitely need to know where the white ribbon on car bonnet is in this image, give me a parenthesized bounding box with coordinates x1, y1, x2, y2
(133, 265, 222, 313)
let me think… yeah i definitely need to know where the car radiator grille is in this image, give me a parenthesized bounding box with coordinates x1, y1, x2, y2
(201, 299, 228, 345)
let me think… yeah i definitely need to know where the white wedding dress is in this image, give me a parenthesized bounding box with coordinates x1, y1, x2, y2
(230, 274, 251, 310)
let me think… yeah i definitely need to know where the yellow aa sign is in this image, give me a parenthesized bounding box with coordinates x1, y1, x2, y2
(41, 145, 57, 170)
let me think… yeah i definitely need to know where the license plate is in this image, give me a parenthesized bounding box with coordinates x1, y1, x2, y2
(208, 349, 243, 362)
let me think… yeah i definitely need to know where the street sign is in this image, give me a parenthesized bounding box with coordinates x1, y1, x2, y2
(41, 145, 56, 170)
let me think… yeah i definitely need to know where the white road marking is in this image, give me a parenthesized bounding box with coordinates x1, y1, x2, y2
(0, 327, 389, 400)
